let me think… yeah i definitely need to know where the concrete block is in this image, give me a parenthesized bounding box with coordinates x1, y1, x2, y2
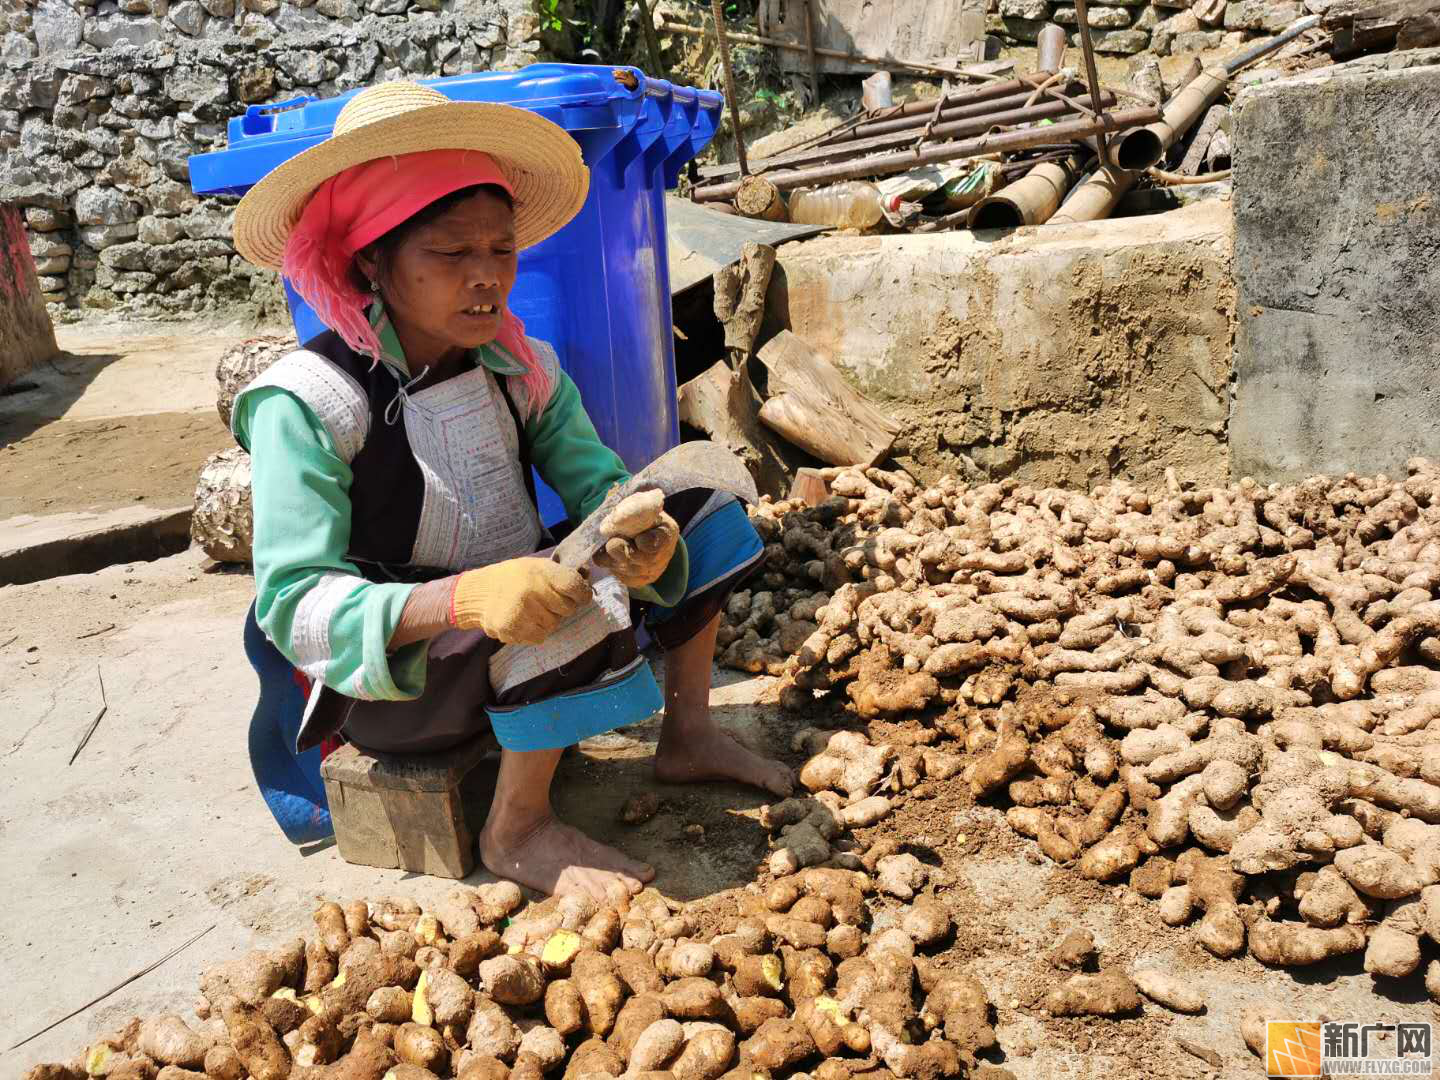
(320, 737, 496, 879)
(1, 203, 58, 391)
(1230, 55, 1440, 481)
(763, 201, 1234, 490)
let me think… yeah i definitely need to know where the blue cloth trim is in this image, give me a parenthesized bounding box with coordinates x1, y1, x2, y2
(649, 499, 764, 625)
(243, 601, 334, 844)
(487, 658, 662, 751)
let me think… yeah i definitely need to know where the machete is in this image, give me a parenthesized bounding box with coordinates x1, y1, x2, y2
(551, 441, 757, 570)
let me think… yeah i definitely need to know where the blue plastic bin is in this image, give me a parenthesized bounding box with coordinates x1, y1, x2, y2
(189, 65, 724, 525)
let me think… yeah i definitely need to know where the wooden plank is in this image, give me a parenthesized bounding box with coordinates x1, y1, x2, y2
(320, 736, 495, 792)
(759, 0, 987, 76)
(678, 360, 814, 500)
(754, 331, 900, 468)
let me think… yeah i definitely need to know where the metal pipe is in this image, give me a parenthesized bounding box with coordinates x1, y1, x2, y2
(1091, 126, 1163, 169)
(1052, 65, 1232, 224)
(1049, 163, 1133, 225)
(1035, 23, 1068, 73)
(703, 90, 1117, 180)
(1222, 13, 1321, 73)
(1070, 0, 1112, 167)
(710, 0, 748, 177)
(970, 152, 1082, 229)
(840, 85, 1084, 141)
(1119, 69, 1229, 161)
(691, 105, 1162, 201)
(658, 19, 1004, 80)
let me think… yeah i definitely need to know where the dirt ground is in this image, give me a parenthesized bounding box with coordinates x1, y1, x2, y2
(3, 545, 1432, 1079)
(0, 323, 248, 520)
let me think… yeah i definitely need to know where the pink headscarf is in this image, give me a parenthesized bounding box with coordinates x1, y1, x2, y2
(281, 148, 550, 416)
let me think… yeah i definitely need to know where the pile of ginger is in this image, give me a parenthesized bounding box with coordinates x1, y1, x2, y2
(24, 874, 1025, 1080)
(722, 458, 1440, 988)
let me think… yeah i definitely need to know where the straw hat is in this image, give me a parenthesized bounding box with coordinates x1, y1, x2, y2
(232, 81, 589, 270)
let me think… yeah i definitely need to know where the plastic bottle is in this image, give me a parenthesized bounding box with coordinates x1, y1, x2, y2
(787, 181, 885, 229)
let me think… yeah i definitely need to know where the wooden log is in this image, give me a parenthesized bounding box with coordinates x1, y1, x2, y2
(754, 331, 900, 468)
(735, 175, 788, 222)
(712, 241, 777, 362)
(678, 360, 813, 499)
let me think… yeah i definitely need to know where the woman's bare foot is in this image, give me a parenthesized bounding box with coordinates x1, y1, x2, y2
(479, 812, 655, 904)
(655, 723, 795, 798)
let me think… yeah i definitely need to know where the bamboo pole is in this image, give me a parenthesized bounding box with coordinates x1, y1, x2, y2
(800, 0, 820, 103)
(633, 0, 668, 81)
(711, 0, 748, 177)
(691, 105, 1162, 201)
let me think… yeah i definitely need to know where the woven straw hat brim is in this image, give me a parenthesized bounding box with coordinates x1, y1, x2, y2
(232, 99, 589, 270)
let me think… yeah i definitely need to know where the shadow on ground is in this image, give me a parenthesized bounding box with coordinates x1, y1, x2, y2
(0, 350, 122, 447)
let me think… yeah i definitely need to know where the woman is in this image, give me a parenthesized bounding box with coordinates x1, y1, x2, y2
(230, 81, 792, 902)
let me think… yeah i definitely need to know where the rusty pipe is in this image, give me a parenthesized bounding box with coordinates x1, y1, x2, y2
(970, 152, 1083, 229)
(1051, 68, 1228, 224)
(691, 105, 1162, 201)
(1035, 23, 1068, 73)
(1048, 164, 1134, 225)
(1089, 125, 1163, 170)
(837, 84, 1096, 142)
(701, 90, 1118, 181)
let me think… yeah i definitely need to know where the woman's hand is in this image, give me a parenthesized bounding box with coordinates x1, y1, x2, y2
(451, 557, 594, 645)
(594, 512, 680, 589)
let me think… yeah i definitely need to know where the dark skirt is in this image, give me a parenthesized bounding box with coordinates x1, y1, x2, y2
(253, 489, 765, 762)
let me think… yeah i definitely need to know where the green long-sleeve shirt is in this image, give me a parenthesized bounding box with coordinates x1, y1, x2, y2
(233, 317, 686, 704)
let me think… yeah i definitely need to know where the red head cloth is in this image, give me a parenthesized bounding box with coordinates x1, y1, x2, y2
(281, 148, 550, 415)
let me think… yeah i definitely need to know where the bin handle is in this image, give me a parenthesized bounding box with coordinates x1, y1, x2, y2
(245, 95, 315, 120)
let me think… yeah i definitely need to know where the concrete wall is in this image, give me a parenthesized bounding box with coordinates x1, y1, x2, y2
(1230, 49, 1440, 482)
(763, 199, 1235, 490)
(1, 202, 58, 389)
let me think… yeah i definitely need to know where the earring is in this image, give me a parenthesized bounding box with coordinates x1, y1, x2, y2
(369, 279, 380, 293)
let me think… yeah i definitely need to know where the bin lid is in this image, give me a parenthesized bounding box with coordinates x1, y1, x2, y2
(189, 64, 723, 198)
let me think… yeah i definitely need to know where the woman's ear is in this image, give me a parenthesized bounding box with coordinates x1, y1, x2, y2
(354, 247, 379, 290)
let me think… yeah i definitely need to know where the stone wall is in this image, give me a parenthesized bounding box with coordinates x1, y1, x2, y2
(1, 202, 58, 388)
(985, 0, 1320, 57)
(762, 200, 1236, 490)
(1229, 48, 1440, 482)
(0, 0, 554, 318)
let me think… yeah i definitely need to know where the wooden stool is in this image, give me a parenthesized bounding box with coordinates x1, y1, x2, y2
(320, 735, 498, 879)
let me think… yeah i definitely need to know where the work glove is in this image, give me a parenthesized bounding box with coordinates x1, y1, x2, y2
(594, 512, 681, 589)
(450, 557, 593, 645)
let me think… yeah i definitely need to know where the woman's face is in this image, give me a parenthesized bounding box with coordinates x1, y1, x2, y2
(363, 187, 519, 363)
